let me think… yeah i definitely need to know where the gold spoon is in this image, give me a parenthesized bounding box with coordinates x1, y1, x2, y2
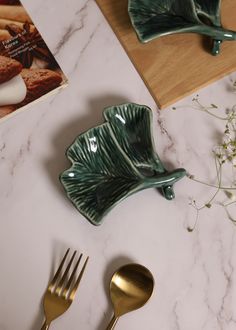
(106, 263, 154, 330)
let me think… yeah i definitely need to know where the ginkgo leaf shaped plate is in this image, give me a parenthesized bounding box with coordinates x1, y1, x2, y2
(128, 0, 236, 55)
(60, 103, 186, 225)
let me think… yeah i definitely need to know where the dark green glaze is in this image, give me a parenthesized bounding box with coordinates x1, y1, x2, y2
(195, 0, 221, 26)
(60, 103, 186, 225)
(128, 0, 236, 55)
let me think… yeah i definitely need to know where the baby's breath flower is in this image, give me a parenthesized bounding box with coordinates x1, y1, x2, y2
(225, 190, 236, 201)
(188, 90, 236, 231)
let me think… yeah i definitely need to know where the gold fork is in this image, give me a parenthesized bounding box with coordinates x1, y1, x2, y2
(41, 248, 89, 330)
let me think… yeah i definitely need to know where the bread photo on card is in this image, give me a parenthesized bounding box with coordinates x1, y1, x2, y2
(18, 68, 63, 107)
(0, 55, 63, 118)
(0, 55, 27, 107)
(0, 4, 32, 22)
(0, 0, 33, 41)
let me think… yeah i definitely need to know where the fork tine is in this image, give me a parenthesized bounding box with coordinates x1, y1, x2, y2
(55, 250, 77, 295)
(48, 248, 70, 292)
(69, 256, 89, 301)
(62, 254, 82, 299)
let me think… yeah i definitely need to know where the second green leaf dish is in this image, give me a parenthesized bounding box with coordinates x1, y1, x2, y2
(128, 0, 236, 55)
(60, 103, 186, 225)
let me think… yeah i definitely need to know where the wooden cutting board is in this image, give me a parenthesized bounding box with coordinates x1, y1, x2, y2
(95, 0, 236, 108)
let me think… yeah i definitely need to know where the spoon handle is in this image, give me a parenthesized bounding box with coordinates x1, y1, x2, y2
(41, 321, 50, 330)
(106, 314, 119, 330)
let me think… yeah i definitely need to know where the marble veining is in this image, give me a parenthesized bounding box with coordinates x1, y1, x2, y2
(54, 0, 91, 56)
(0, 0, 236, 329)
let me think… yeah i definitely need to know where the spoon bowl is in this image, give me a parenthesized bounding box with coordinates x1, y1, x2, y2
(106, 263, 154, 329)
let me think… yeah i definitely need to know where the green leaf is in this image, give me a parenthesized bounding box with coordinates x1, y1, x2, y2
(128, 0, 201, 43)
(60, 104, 186, 225)
(128, 0, 236, 55)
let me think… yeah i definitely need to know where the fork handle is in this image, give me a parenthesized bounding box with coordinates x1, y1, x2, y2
(106, 315, 119, 330)
(41, 321, 50, 330)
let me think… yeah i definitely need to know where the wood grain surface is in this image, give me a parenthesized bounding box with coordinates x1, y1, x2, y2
(95, 0, 236, 108)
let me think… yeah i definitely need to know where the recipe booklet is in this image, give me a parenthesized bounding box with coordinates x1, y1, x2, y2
(0, 0, 68, 122)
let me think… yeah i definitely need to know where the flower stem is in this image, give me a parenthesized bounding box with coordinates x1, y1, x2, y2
(188, 176, 236, 190)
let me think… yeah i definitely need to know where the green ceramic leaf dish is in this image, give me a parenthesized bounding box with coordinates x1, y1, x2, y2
(128, 0, 236, 55)
(60, 103, 186, 226)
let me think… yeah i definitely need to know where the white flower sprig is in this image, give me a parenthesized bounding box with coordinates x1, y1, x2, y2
(185, 93, 236, 231)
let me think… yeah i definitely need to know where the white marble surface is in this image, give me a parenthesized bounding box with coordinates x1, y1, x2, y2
(1, 0, 236, 329)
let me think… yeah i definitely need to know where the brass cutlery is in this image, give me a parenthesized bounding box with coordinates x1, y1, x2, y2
(106, 263, 154, 330)
(41, 248, 89, 330)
